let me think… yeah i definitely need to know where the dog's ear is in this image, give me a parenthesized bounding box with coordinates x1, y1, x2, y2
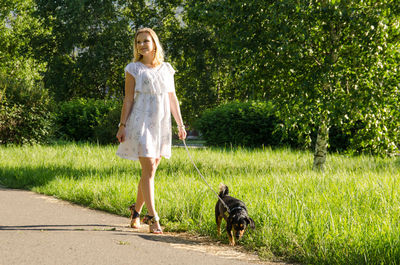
(246, 217, 255, 229)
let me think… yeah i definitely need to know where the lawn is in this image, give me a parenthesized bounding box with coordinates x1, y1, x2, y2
(0, 142, 399, 264)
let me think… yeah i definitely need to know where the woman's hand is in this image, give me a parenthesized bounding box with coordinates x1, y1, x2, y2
(116, 127, 126, 143)
(178, 126, 187, 140)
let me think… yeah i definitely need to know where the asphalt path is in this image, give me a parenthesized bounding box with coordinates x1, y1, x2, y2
(0, 187, 287, 265)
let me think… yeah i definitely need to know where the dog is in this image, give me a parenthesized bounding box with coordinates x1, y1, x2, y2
(215, 184, 255, 246)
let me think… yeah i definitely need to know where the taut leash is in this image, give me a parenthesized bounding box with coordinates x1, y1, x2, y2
(182, 139, 230, 214)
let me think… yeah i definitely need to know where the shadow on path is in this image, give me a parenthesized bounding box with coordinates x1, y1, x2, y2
(0, 223, 202, 246)
(0, 224, 119, 232)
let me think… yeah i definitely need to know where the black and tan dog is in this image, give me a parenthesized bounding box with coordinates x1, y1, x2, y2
(215, 184, 255, 246)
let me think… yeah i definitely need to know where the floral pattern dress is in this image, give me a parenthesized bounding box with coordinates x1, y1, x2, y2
(116, 61, 176, 161)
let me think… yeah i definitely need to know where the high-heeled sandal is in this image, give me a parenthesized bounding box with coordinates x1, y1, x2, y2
(129, 203, 141, 229)
(142, 215, 163, 234)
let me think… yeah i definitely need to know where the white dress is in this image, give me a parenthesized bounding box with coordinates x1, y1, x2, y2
(116, 61, 176, 161)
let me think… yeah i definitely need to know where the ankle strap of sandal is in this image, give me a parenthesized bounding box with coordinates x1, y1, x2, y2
(129, 203, 140, 219)
(143, 215, 160, 224)
(132, 210, 140, 219)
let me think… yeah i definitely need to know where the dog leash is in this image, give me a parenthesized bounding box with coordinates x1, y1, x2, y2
(182, 139, 230, 214)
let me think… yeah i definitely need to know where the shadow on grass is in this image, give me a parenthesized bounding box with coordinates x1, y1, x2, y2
(0, 164, 139, 189)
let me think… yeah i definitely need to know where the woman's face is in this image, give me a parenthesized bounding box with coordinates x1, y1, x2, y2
(136, 32, 155, 57)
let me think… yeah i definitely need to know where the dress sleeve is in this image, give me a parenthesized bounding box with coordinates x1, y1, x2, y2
(165, 63, 176, 92)
(124, 63, 138, 79)
(165, 63, 176, 76)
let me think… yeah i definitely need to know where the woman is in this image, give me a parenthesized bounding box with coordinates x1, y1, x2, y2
(116, 28, 186, 234)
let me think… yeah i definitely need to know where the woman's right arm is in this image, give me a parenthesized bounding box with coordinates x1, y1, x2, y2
(116, 72, 136, 143)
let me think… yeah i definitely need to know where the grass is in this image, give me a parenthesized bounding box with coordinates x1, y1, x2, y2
(0, 142, 399, 264)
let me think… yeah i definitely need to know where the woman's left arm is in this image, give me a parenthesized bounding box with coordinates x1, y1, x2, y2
(169, 92, 187, 140)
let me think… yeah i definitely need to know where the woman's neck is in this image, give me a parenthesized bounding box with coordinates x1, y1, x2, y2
(140, 55, 154, 66)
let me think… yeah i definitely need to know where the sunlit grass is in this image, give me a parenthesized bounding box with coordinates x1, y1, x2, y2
(0, 143, 399, 264)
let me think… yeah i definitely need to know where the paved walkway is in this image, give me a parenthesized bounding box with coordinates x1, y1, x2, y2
(0, 187, 285, 265)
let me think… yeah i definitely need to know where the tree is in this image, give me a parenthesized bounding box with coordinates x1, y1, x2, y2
(266, 1, 400, 169)
(182, 0, 400, 169)
(0, 0, 54, 144)
(0, 0, 47, 84)
(32, 0, 134, 101)
(166, 27, 222, 125)
(165, 1, 268, 124)
(32, 0, 184, 101)
(181, 0, 274, 101)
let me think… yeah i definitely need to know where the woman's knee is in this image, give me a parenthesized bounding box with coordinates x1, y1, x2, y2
(139, 157, 158, 176)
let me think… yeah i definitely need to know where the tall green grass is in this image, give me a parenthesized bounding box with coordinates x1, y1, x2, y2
(1, 143, 399, 264)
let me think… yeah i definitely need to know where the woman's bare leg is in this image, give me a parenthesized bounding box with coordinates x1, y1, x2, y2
(137, 157, 162, 231)
(135, 157, 161, 213)
(134, 180, 145, 213)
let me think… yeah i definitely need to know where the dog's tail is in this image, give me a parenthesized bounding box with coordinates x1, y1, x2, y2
(218, 183, 229, 198)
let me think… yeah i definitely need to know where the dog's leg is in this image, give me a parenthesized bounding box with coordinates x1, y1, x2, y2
(228, 230, 235, 246)
(215, 203, 222, 236)
(216, 215, 223, 236)
(227, 224, 235, 246)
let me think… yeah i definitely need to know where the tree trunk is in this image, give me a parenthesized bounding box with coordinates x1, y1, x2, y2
(313, 118, 329, 171)
(312, 18, 337, 171)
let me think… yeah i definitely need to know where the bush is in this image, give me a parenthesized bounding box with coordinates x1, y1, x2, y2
(195, 101, 282, 147)
(56, 98, 122, 143)
(0, 76, 54, 145)
(195, 101, 397, 154)
(93, 105, 122, 144)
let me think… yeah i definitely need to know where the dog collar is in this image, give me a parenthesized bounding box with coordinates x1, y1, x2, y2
(230, 206, 244, 213)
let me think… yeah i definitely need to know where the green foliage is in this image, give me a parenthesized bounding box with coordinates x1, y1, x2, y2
(167, 27, 221, 125)
(3, 0, 399, 157)
(93, 105, 121, 145)
(196, 101, 399, 154)
(33, 0, 184, 101)
(195, 101, 282, 147)
(266, 1, 400, 156)
(0, 75, 54, 145)
(33, 0, 133, 101)
(0, 0, 48, 83)
(56, 98, 121, 143)
(181, 0, 400, 157)
(0, 0, 54, 145)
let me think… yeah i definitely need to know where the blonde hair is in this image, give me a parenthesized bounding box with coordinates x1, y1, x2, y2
(133, 28, 164, 66)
